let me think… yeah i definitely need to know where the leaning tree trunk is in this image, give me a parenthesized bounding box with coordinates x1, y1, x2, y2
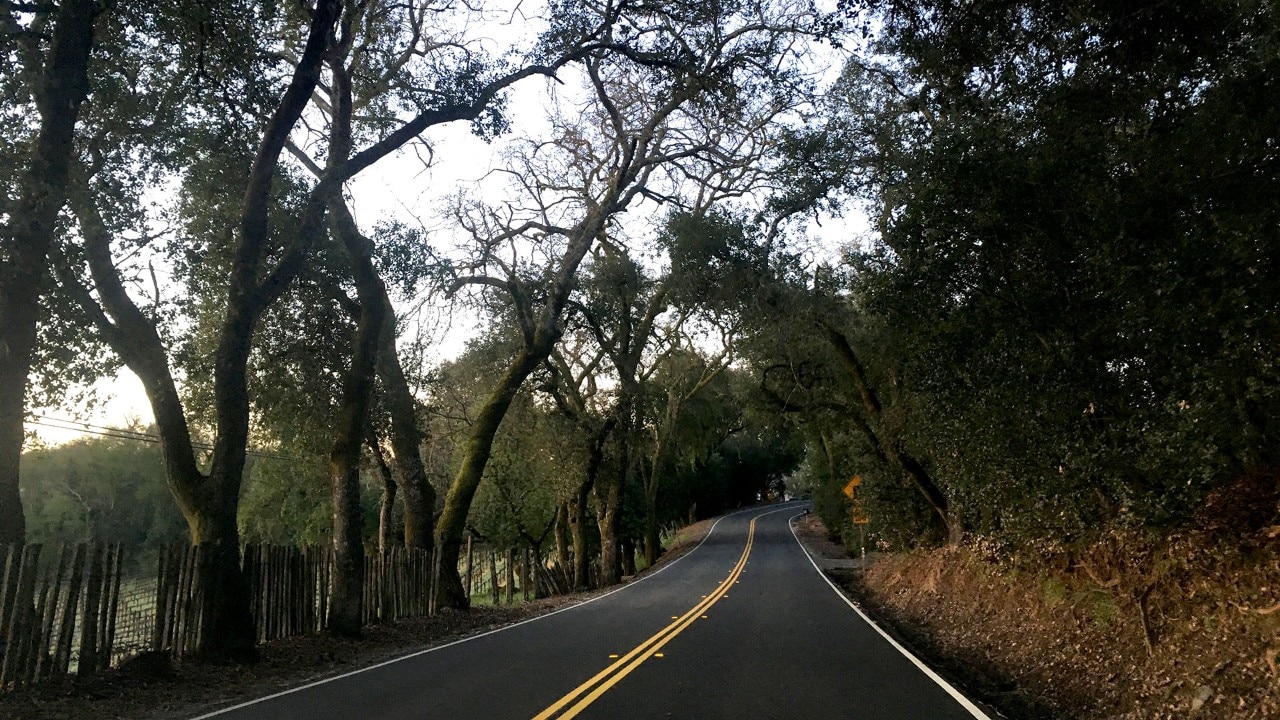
(433, 349, 544, 608)
(0, 0, 97, 545)
(824, 325, 954, 540)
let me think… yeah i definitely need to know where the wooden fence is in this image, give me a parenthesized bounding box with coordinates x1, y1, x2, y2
(0, 540, 556, 695)
(0, 543, 124, 692)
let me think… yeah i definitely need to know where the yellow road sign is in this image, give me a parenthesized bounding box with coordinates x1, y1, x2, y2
(842, 475, 862, 499)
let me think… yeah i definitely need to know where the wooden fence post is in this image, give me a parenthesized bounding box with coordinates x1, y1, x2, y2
(465, 535, 474, 602)
(77, 543, 105, 676)
(428, 546, 439, 617)
(0, 544, 40, 688)
(0, 544, 17, 646)
(489, 549, 499, 606)
(21, 572, 51, 685)
(523, 548, 533, 602)
(53, 544, 86, 674)
(32, 545, 68, 680)
(96, 544, 122, 672)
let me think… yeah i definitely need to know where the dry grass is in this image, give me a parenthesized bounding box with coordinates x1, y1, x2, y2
(830, 527, 1280, 719)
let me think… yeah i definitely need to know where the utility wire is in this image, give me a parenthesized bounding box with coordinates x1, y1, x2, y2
(25, 415, 310, 463)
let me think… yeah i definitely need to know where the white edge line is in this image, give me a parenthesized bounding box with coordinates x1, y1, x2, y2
(189, 503, 797, 719)
(787, 511, 995, 720)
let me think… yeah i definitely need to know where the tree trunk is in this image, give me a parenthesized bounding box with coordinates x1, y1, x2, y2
(0, 0, 98, 545)
(595, 433, 628, 586)
(188, 472, 257, 661)
(553, 503, 571, 587)
(621, 536, 637, 576)
(643, 486, 660, 568)
(570, 482, 593, 591)
(374, 304, 435, 551)
(368, 435, 399, 555)
(326, 156, 390, 636)
(946, 500, 965, 546)
(198, 0, 341, 656)
(595, 487, 621, 585)
(433, 349, 543, 608)
(327, 447, 365, 638)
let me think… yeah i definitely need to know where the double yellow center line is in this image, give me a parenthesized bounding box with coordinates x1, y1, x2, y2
(531, 515, 762, 720)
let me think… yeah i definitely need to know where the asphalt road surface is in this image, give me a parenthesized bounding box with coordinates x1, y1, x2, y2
(194, 503, 992, 720)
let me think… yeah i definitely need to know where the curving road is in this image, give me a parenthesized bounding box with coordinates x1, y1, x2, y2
(192, 504, 992, 720)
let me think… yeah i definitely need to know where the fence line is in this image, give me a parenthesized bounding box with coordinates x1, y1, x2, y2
(0, 542, 126, 691)
(0, 540, 551, 694)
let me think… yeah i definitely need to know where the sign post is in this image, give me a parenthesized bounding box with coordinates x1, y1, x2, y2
(842, 476, 870, 573)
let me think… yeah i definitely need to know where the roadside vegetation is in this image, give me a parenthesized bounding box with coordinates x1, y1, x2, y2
(1, 0, 1275, 715)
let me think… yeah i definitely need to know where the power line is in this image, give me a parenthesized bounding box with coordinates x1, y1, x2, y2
(29, 416, 156, 442)
(25, 415, 311, 463)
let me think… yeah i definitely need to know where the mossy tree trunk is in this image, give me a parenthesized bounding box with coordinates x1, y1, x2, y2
(434, 348, 547, 608)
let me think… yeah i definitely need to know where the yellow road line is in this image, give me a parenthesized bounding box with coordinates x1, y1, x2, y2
(531, 516, 760, 720)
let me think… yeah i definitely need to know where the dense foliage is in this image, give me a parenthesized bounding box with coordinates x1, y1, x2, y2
(765, 0, 1279, 547)
(4, 0, 1272, 656)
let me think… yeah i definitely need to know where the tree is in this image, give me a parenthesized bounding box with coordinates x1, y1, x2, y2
(768, 0, 1280, 543)
(0, 0, 100, 544)
(49, 0, 630, 651)
(54, 1, 348, 658)
(557, 241, 673, 585)
(434, 0, 830, 605)
(637, 329, 737, 565)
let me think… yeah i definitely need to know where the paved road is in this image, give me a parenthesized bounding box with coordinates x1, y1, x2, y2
(195, 504, 991, 720)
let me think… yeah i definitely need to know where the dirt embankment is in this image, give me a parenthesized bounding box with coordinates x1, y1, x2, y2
(795, 513, 1280, 719)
